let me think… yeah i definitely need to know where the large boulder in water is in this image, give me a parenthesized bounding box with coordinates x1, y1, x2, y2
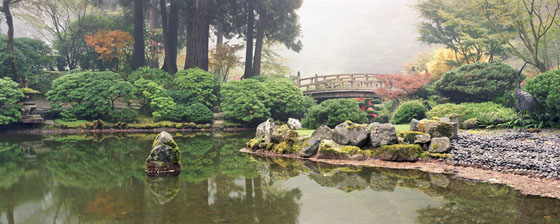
(256, 118, 275, 143)
(369, 122, 398, 148)
(287, 118, 302, 130)
(146, 131, 181, 175)
(333, 121, 369, 147)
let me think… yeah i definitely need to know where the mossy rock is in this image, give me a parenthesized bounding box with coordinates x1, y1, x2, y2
(317, 140, 364, 161)
(372, 144, 422, 162)
(273, 141, 294, 154)
(397, 131, 431, 144)
(146, 131, 182, 175)
(246, 138, 264, 150)
(417, 119, 457, 138)
(271, 124, 299, 143)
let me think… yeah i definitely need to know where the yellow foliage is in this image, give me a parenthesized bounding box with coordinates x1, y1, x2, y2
(427, 49, 463, 81)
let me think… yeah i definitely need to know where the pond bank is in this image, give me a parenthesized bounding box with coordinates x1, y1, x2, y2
(5, 127, 253, 134)
(240, 147, 560, 199)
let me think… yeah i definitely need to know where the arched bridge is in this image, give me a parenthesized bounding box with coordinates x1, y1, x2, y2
(296, 73, 383, 101)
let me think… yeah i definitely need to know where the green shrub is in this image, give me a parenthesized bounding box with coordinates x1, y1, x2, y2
(524, 69, 560, 128)
(302, 98, 368, 129)
(0, 36, 54, 82)
(0, 77, 24, 125)
(128, 67, 172, 88)
(260, 76, 306, 120)
(391, 100, 426, 124)
(434, 63, 518, 103)
(173, 68, 220, 108)
(169, 103, 214, 124)
(427, 102, 516, 127)
(105, 108, 138, 123)
(221, 79, 270, 125)
(46, 71, 136, 120)
(133, 78, 175, 120)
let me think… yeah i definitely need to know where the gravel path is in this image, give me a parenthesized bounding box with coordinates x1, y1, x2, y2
(449, 130, 560, 179)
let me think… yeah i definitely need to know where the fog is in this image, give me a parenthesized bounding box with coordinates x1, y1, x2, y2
(283, 0, 433, 77)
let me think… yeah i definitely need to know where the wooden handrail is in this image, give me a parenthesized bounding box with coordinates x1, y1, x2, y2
(297, 73, 385, 91)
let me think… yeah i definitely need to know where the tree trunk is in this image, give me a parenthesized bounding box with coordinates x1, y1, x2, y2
(149, 0, 159, 68)
(167, 0, 179, 74)
(185, 0, 210, 71)
(2, 0, 21, 86)
(133, 0, 145, 69)
(252, 9, 266, 76)
(160, 0, 170, 72)
(243, 0, 255, 78)
(216, 22, 223, 48)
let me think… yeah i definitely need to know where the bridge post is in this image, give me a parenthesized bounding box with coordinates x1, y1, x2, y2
(314, 74, 318, 90)
(296, 71, 301, 88)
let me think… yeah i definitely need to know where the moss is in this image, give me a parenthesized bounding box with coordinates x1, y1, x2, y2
(432, 143, 439, 150)
(426, 152, 453, 159)
(274, 141, 293, 153)
(418, 119, 453, 137)
(371, 144, 422, 161)
(265, 143, 275, 151)
(345, 120, 354, 125)
(397, 131, 429, 143)
(246, 138, 264, 149)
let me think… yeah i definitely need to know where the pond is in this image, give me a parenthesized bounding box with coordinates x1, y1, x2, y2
(0, 132, 559, 224)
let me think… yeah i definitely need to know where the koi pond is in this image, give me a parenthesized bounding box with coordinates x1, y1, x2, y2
(1, 132, 559, 223)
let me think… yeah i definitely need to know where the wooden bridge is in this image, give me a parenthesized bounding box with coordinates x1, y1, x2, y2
(296, 73, 384, 100)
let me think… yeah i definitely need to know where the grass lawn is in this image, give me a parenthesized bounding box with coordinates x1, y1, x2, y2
(296, 124, 409, 136)
(53, 119, 88, 125)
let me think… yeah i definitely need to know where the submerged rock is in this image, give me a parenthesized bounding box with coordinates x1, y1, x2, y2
(287, 118, 303, 130)
(317, 140, 364, 161)
(369, 122, 398, 148)
(146, 131, 181, 175)
(256, 118, 276, 143)
(333, 121, 369, 147)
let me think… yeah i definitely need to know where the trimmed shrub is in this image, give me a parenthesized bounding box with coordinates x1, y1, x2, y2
(302, 98, 368, 129)
(391, 100, 426, 124)
(221, 79, 270, 125)
(0, 77, 24, 125)
(524, 69, 560, 127)
(427, 102, 516, 128)
(128, 67, 172, 88)
(435, 63, 518, 103)
(169, 103, 213, 124)
(260, 76, 306, 120)
(173, 68, 220, 108)
(133, 78, 175, 120)
(105, 108, 138, 123)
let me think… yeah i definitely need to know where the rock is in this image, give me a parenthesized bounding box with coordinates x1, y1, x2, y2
(463, 118, 479, 129)
(447, 114, 462, 128)
(333, 121, 369, 147)
(375, 144, 422, 162)
(287, 118, 302, 130)
(410, 119, 419, 131)
(271, 124, 298, 143)
(310, 125, 334, 141)
(246, 138, 264, 150)
(317, 140, 364, 161)
(429, 173, 450, 188)
(417, 119, 457, 138)
(397, 131, 431, 144)
(429, 137, 450, 153)
(146, 131, 181, 175)
(256, 118, 275, 143)
(299, 139, 321, 158)
(369, 122, 398, 148)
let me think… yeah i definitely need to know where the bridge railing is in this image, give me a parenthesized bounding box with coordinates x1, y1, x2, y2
(296, 73, 384, 92)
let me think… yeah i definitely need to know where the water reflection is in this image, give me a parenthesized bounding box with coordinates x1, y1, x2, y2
(0, 133, 559, 223)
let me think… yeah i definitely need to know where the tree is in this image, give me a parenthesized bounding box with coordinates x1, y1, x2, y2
(209, 42, 243, 82)
(84, 29, 133, 71)
(483, 0, 560, 72)
(160, 0, 179, 75)
(426, 49, 467, 80)
(374, 72, 430, 100)
(0, 77, 24, 125)
(243, 0, 255, 78)
(132, 0, 145, 69)
(1, 0, 22, 86)
(185, 0, 210, 71)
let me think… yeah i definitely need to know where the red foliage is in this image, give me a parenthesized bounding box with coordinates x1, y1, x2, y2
(374, 72, 430, 100)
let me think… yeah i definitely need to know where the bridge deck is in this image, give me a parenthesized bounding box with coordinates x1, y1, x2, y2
(297, 73, 384, 100)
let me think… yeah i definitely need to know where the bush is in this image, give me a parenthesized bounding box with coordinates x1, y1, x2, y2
(221, 79, 270, 125)
(427, 102, 516, 127)
(0, 37, 54, 81)
(302, 98, 368, 129)
(105, 108, 138, 123)
(169, 103, 214, 124)
(391, 100, 426, 124)
(173, 68, 220, 108)
(0, 77, 24, 125)
(260, 76, 306, 120)
(524, 69, 560, 127)
(133, 79, 175, 120)
(46, 71, 135, 120)
(434, 63, 518, 103)
(128, 67, 172, 88)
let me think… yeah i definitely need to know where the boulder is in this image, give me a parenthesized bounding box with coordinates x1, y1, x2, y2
(397, 131, 431, 144)
(410, 119, 419, 131)
(333, 121, 369, 147)
(369, 122, 398, 148)
(246, 138, 264, 150)
(271, 124, 298, 143)
(463, 118, 479, 129)
(310, 125, 334, 141)
(146, 131, 181, 175)
(317, 140, 364, 161)
(375, 144, 422, 162)
(287, 118, 302, 130)
(417, 119, 458, 138)
(256, 118, 275, 143)
(428, 137, 451, 153)
(299, 139, 321, 158)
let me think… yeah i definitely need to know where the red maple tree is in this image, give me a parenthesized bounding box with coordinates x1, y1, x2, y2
(374, 72, 430, 100)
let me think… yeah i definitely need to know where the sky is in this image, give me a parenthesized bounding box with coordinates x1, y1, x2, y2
(282, 0, 434, 78)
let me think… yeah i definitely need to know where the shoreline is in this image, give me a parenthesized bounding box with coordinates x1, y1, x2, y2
(240, 148, 560, 199)
(3, 127, 254, 135)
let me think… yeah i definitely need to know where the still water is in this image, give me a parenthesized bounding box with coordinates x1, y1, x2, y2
(0, 132, 559, 224)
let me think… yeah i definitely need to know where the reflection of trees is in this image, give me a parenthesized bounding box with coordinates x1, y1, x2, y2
(0, 143, 24, 189)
